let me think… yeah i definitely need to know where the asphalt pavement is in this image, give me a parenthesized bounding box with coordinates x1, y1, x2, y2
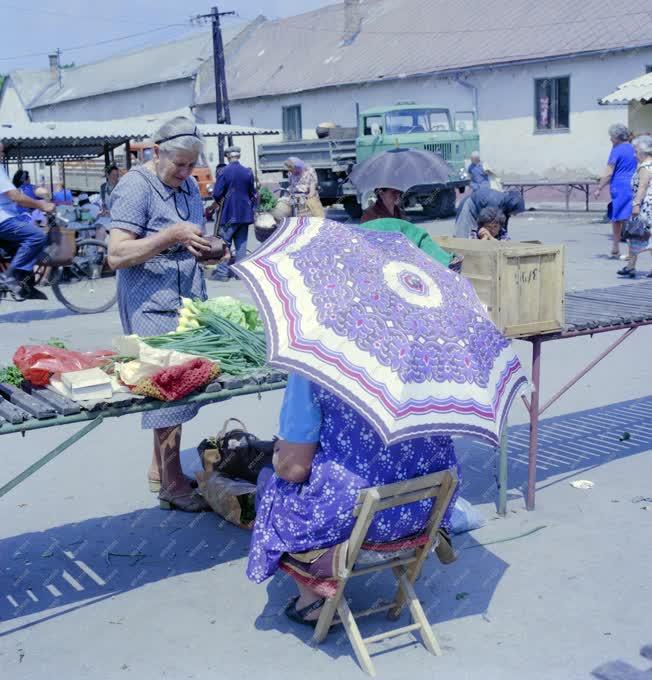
(0, 210, 650, 680)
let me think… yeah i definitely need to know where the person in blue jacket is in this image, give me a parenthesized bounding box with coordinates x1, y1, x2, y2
(467, 151, 490, 192)
(211, 146, 256, 281)
(12, 170, 37, 214)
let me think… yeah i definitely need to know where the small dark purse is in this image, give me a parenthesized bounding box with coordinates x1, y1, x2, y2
(622, 216, 650, 240)
(198, 418, 275, 484)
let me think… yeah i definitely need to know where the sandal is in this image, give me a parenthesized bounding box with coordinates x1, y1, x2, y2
(158, 490, 210, 512)
(617, 266, 636, 279)
(284, 596, 325, 627)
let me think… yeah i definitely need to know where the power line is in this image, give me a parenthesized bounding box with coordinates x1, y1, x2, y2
(0, 23, 192, 61)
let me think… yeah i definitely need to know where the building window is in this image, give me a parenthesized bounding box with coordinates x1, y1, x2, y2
(282, 105, 302, 141)
(534, 77, 570, 132)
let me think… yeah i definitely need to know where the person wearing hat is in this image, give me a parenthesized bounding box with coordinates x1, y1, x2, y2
(211, 146, 256, 281)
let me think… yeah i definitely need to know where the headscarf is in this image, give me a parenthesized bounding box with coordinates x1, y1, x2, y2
(286, 157, 307, 176)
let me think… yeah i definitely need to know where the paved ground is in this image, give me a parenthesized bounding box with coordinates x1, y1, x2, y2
(0, 210, 650, 680)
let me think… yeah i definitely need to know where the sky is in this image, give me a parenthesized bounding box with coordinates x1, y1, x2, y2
(0, 0, 334, 72)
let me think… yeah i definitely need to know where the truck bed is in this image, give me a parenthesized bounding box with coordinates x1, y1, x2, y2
(258, 138, 357, 173)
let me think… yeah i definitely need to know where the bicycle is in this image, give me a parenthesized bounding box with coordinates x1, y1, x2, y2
(0, 211, 117, 314)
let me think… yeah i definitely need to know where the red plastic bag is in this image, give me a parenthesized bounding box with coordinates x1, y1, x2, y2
(13, 345, 115, 386)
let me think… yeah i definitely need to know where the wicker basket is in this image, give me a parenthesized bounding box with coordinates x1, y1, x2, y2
(254, 212, 277, 243)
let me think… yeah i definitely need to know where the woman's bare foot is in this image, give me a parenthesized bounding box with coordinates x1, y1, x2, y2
(295, 582, 325, 621)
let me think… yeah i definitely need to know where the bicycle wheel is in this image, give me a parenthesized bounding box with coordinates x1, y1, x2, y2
(51, 239, 117, 314)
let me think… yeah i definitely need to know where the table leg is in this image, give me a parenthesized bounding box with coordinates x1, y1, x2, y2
(0, 416, 104, 499)
(527, 339, 542, 510)
(565, 185, 570, 211)
(585, 184, 590, 212)
(497, 419, 509, 516)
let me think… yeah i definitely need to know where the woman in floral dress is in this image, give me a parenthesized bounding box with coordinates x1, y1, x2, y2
(247, 373, 460, 624)
(618, 135, 652, 278)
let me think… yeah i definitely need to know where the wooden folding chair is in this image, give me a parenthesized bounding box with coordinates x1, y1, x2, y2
(282, 468, 458, 677)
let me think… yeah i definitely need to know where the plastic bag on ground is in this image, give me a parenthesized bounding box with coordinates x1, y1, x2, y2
(13, 345, 115, 387)
(449, 497, 487, 535)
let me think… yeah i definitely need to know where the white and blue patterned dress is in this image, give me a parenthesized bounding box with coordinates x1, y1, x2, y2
(110, 166, 207, 429)
(247, 374, 460, 583)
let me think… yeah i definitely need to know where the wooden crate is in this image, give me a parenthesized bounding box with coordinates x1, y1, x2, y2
(433, 236, 565, 338)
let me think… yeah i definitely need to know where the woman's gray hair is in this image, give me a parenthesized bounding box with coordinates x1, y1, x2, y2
(608, 123, 630, 142)
(633, 134, 652, 156)
(153, 116, 204, 156)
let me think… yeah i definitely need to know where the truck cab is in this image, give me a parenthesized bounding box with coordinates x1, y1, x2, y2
(256, 102, 480, 219)
(357, 104, 478, 180)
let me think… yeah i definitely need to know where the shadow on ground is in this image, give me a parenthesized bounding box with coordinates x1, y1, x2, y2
(0, 506, 249, 634)
(1, 396, 649, 641)
(456, 395, 652, 506)
(0, 307, 76, 324)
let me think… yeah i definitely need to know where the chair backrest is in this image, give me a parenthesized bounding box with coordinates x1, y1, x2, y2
(346, 469, 458, 572)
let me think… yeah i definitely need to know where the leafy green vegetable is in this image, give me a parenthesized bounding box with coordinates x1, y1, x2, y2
(178, 296, 262, 332)
(258, 187, 277, 213)
(47, 337, 67, 349)
(0, 365, 24, 387)
(199, 296, 262, 331)
(144, 310, 267, 376)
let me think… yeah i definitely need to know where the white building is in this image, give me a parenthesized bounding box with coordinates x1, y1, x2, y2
(194, 0, 652, 178)
(3, 0, 652, 181)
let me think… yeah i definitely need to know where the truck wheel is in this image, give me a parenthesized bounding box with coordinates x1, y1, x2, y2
(343, 196, 363, 219)
(423, 188, 457, 219)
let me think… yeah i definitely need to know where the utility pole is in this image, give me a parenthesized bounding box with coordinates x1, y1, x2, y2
(192, 6, 235, 165)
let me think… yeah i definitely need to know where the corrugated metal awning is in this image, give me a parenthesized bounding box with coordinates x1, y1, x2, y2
(600, 72, 652, 105)
(0, 118, 279, 162)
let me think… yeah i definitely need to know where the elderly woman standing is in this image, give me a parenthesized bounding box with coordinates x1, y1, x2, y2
(108, 116, 213, 512)
(284, 157, 325, 217)
(594, 124, 638, 258)
(618, 135, 652, 278)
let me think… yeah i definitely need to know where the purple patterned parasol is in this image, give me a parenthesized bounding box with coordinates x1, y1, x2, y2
(233, 217, 527, 446)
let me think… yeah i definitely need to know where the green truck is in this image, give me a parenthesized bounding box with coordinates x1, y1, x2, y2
(257, 103, 479, 218)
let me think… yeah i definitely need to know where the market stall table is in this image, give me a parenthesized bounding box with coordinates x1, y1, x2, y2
(501, 177, 599, 211)
(501, 279, 652, 513)
(0, 373, 287, 499)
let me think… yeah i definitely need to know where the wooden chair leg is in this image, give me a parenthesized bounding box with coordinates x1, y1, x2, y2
(396, 568, 442, 657)
(312, 594, 339, 644)
(387, 581, 406, 620)
(337, 597, 376, 677)
(388, 557, 421, 620)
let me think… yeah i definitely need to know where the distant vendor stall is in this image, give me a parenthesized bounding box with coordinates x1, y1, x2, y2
(0, 117, 278, 195)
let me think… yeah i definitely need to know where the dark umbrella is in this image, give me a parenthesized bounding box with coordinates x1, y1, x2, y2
(348, 148, 451, 197)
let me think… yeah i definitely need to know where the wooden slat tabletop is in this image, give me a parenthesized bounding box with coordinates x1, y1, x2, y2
(564, 280, 652, 333)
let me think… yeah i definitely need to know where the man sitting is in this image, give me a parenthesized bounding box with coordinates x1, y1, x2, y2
(0, 142, 55, 300)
